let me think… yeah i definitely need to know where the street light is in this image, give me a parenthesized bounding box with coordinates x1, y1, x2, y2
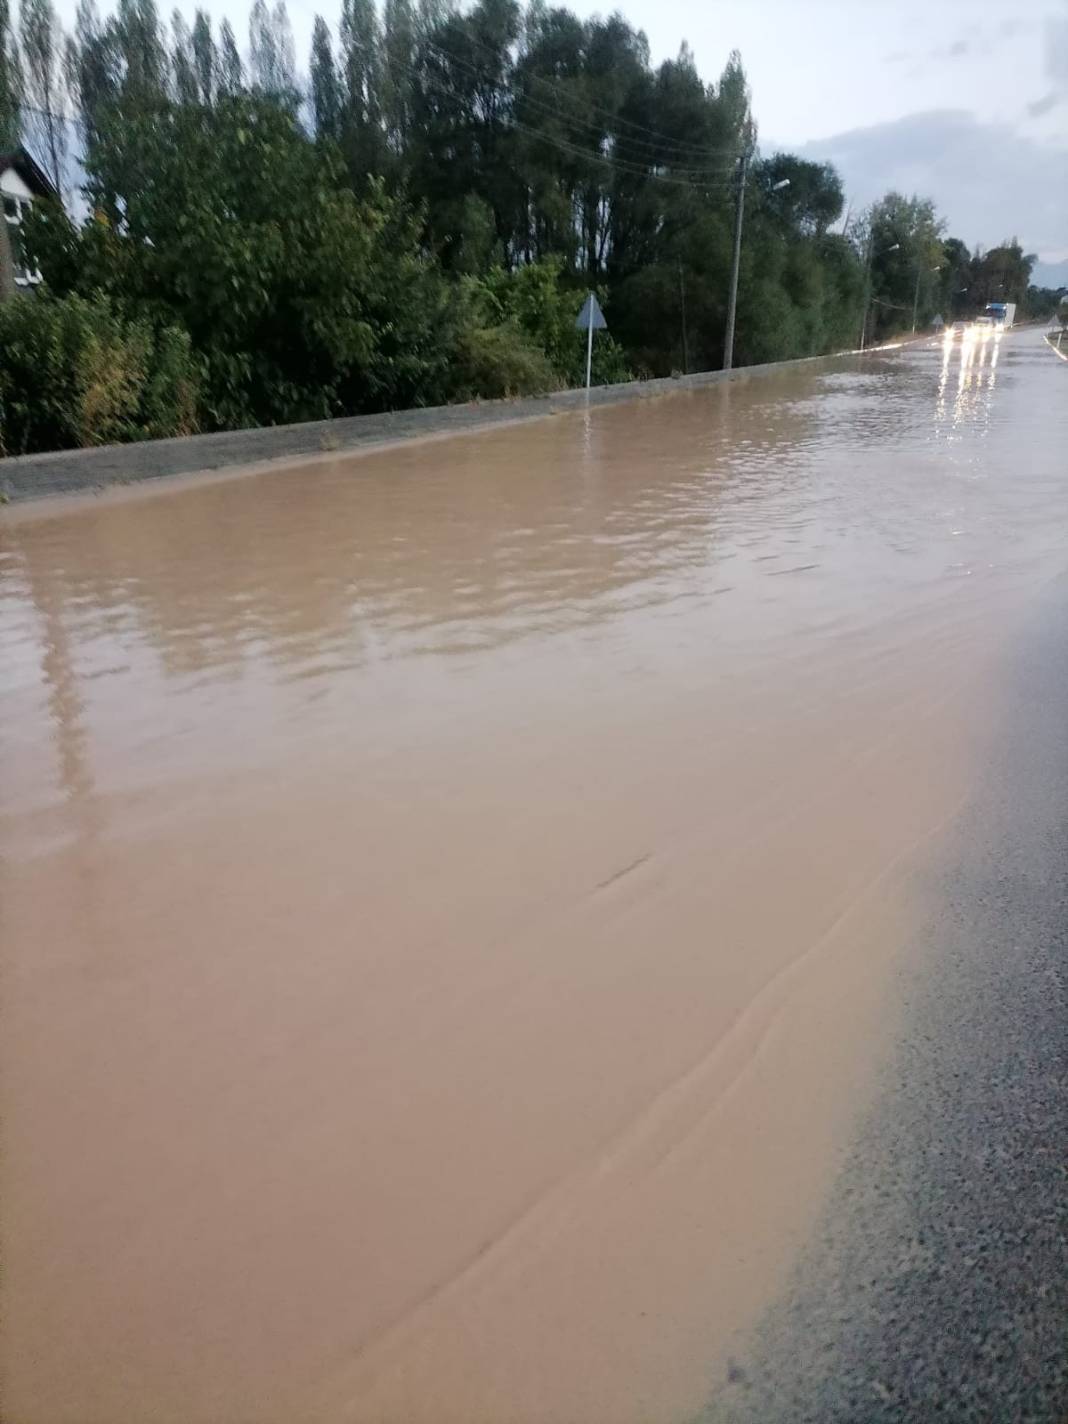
(723, 167, 790, 371)
(859, 240, 899, 350)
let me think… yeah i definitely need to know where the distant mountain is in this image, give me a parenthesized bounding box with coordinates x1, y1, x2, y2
(1032, 260, 1068, 291)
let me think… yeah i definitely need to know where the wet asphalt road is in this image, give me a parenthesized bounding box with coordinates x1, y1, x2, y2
(702, 580, 1068, 1423)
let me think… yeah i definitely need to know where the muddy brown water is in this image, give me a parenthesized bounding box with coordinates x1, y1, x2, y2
(2, 330, 1065, 1423)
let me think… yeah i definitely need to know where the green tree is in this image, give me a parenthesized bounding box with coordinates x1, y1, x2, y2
(0, 0, 21, 150)
(170, 9, 199, 105)
(863, 192, 944, 340)
(310, 15, 341, 139)
(970, 241, 1035, 309)
(112, 0, 168, 113)
(191, 9, 215, 103)
(25, 94, 457, 425)
(66, 0, 118, 147)
(339, 0, 383, 179)
(218, 18, 242, 94)
(20, 0, 67, 190)
(937, 236, 972, 319)
(381, 0, 414, 151)
(248, 0, 295, 100)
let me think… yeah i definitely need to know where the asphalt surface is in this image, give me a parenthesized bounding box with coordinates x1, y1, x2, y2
(701, 584, 1068, 1423)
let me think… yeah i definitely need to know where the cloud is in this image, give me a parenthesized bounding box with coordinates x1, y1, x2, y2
(1027, 92, 1063, 118)
(798, 110, 1068, 261)
(1032, 258, 1068, 289)
(929, 37, 971, 61)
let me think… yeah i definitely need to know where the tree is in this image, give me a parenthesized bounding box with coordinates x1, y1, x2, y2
(970, 240, 1034, 309)
(191, 10, 215, 104)
(112, 0, 168, 114)
(407, 0, 520, 267)
(249, 0, 296, 100)
(339, 0, 382, 178)
(381, 0, 414, 151)
(66, 0, 119, 147)
(170, 10, 199, 105)
(20, 0, 67, 191)
(756, 155, 843, 236)
(218, 18, 242, 95)
(26, 94, 459, 425)
(22, 0, 968, 444)
(937, 236, 972, 319)
(862, 192, 944, 340)
(716, 48, 755, 156)
(0, 0, 21, 150)
(310, 14, 341, 139)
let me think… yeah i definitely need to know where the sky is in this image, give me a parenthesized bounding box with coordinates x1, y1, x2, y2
(50, 0, 1068, 276)
(563, 0, 1068, 272)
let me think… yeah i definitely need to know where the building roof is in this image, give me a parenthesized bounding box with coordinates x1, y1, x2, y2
(0, 147, 59, 201)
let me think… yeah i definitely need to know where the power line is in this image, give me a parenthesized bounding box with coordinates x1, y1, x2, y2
(357, 41, 740, 189)
(416, 24, 741, 163)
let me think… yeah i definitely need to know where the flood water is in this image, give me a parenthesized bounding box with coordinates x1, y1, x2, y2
(2, 328, 1066, 1423)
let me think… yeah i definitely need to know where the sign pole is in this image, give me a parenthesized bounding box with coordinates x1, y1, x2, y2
(575, 291, 607, 394)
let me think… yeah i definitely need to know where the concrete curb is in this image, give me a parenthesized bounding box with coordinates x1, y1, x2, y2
(0, 346, 870, 506)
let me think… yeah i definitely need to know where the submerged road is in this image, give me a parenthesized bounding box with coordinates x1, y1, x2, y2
(2, 327, 1066, 1422)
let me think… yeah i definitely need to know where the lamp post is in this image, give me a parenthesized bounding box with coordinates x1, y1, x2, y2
(859, 238, 899, 350)
(723, 169, 790, 371)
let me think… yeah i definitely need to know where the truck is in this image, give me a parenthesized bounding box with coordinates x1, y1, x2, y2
(984, 301, 1016, 329)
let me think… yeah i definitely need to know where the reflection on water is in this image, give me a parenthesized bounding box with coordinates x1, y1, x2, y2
(3, 327, 1068, 1424)
(1, 330, 1066, 833)
(936, 327, 1003, 432)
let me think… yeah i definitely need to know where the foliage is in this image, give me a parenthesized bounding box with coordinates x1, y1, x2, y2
(3, 0, 1027, 453)
(1028, 285, 1068, 321)
(478, 258, 631, 385)
(0, 289, 198, 454)
(23, 96, 456, 428)
(19, 0, 66, 189)
(451, 320, 558, 399)
(0, 0, 19, 150)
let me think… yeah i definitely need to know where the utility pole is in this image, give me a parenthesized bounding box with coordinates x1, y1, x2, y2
(913, 262, 942, 333)
(859, 232, 874, 350)
(679, 261, 689, 375)
(859, 233, 899, 350)
(723, 151, 748, 371)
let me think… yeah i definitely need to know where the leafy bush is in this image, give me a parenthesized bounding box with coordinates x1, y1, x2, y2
(23, 98, 461, 430)
(451, 322, 559, 400)
(473, 259, 633, 388)
(0, 292, 199, 455)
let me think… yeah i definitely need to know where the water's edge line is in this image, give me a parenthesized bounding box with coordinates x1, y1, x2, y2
(0, 342, 906, 508)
